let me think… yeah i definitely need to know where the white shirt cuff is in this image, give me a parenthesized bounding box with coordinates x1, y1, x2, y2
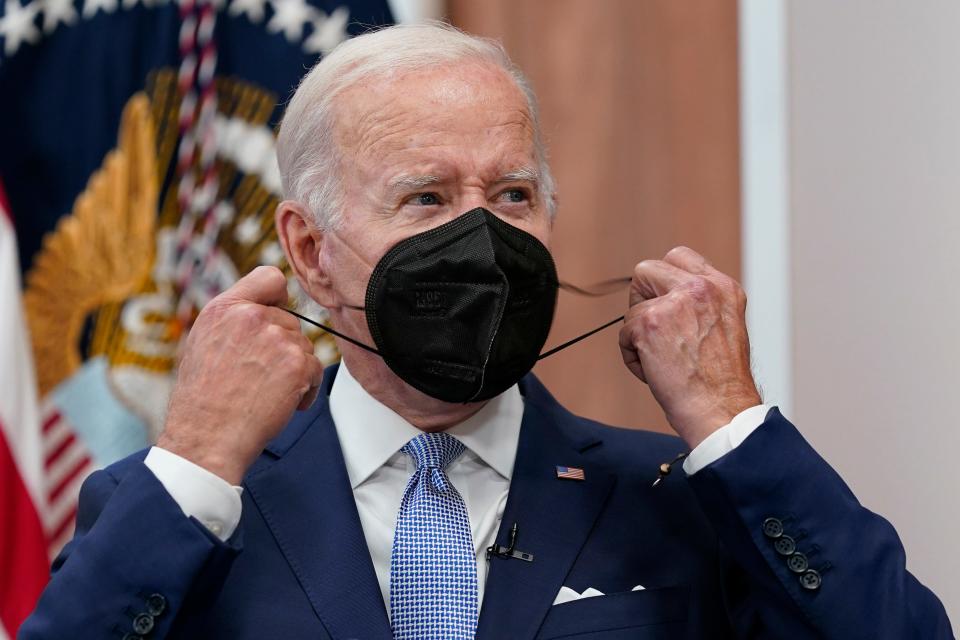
(682, 404, 773, 475)
(144, 446, 243, 541)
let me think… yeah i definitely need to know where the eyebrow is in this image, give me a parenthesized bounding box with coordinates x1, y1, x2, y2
(386, 166, 541, 192)
(496, 166, 541, 184)
(388, 174, 443, 191)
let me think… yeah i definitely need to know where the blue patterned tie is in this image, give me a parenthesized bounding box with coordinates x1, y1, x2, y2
(390, 432, 479, 640)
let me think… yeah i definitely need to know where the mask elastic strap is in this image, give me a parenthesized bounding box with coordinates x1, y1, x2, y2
(558, 276, 631, 297)
(282, 307, 381, 356)
(537, 315, 625, 361)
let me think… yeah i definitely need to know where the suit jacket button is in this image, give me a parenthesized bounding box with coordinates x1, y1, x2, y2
(132, 613, 155, 635)
(800, 569, 822, 590)
(774, 535, 796, 555)
(146, 593, 167, 616)
(787, 552, 809, 573)
(762, 517, 784, 538)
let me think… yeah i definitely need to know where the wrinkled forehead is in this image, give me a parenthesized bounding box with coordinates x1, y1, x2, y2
(330, 60, 538, 168)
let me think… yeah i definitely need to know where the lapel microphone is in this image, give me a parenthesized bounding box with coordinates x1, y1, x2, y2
(652, 453, 688, 488)
(486, 522, 534, 562)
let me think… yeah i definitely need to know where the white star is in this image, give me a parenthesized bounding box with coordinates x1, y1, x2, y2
(0, 0, 40, 56)
(39, 0, 76, 34)
(234, 215, 261, 244)
(266, 0, 313, 43)
(81, 0, 116, 18)
(303, 5, 348, 56)
(227, 0, 264, 23)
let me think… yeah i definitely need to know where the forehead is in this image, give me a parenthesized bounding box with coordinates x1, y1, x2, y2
(332, 60, 537, 178)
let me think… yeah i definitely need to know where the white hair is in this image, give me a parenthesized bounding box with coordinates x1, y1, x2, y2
(276, 21, 557, 229)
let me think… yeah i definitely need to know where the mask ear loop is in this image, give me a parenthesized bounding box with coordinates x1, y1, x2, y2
(537, 275, 632, 361)
(282, 307, 381, 355)
(558, 276, 631, 297)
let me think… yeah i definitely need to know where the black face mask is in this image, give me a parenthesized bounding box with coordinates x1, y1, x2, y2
(285, 207, 627, 404)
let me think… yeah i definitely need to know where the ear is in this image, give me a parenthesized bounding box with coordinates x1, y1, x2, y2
(275, 200, 337, 308)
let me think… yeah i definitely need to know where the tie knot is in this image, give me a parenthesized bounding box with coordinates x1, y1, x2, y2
(402, 432, 465, 471)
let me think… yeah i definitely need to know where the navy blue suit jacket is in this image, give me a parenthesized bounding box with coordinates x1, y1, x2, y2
(21, 366, 953, 639)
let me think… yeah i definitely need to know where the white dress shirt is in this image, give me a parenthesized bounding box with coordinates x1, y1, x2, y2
(144, 362, 772, 612)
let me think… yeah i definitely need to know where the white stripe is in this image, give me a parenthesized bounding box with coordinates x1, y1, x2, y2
(47, 520, 78, 563)
(738, 0, 792, 413)
(41, 413, 72, 457)
(42, 464, 88, 532)
(43, 437, 90, 500)
(0, 209, 45, 508)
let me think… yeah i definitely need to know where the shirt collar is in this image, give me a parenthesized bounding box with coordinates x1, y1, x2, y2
(329, 360, 524, 489)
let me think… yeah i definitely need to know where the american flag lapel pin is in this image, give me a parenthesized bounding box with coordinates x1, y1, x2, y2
(555, 465, 585, 481)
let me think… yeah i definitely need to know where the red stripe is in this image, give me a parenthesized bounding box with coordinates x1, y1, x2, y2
(0, 423, 49, 635)
(47, 505, 78, 547)
(44, 432, 76, 470)
(47, 454, 91, 505)
(41, 411, 61, 435)
(0, 178, 11, 224)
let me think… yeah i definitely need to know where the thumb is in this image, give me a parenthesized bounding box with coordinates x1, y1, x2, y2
(222, 266, 289, 307)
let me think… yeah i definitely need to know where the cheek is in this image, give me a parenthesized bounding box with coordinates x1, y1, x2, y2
(529, 219, 552, 251)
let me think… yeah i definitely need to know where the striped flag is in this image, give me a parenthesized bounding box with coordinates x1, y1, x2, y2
(0, 180, 49, 638)
(555, 465, 586, 481)
(0, 0, 399, 632)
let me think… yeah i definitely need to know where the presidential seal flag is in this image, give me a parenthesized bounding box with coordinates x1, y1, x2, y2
(0, 0, 400, 633)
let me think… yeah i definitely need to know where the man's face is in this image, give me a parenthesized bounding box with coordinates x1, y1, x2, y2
(319, 60, 553, 332)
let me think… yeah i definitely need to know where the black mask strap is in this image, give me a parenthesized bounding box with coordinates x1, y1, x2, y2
(536, 275, 630, 360)
(558, 276, 631, 297)
(537, 315, 625, 360)
(282, 307, 381, 356)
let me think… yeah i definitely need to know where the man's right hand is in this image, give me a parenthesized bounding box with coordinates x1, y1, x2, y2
(157, 266, 324, 485)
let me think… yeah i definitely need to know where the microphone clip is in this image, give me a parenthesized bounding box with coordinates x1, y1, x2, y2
(486, 522, 534, 562)
(651, 453, 689, 488)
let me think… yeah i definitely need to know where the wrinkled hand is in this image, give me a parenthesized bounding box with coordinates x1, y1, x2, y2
(619, 247, 761, 450)
(158, 266, 324, 484)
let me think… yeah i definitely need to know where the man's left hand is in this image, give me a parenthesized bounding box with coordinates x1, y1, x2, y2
(619, 246, 761, 450)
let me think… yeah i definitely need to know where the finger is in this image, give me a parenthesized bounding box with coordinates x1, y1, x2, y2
(630, 259, 693, 306)
(260, 305, 303, 333)
(271, 325, 315, 357)
(618, 323, 647, 384)
(223, 266, 289, 307)
(296, 352, 325, 410)
(662, 246, 711, 275)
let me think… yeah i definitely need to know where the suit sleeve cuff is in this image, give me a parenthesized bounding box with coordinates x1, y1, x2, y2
(144, 446, 243, 541)
(683, 404, 773, 475)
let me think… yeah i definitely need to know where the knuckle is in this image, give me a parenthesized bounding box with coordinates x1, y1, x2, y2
(263, 322, 287, 341)
(232, 304, 264, 330)
(639, 305, 664, 331)
(633, 259, 656, 277)
(683, 275, 714, 301)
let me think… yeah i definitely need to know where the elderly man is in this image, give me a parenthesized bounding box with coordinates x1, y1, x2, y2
(22, 23, 951, 640)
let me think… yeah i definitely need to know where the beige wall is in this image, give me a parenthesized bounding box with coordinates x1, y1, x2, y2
(450, 0, 741, 432)
(789, 0, 960, 619)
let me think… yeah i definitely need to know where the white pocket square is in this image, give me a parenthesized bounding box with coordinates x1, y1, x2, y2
(552, 584, 645, 606)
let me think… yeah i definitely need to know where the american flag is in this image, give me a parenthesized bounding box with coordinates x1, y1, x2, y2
(555, 465, 585, 481)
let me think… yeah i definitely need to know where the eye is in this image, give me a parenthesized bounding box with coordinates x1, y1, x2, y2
(410, 192, 441, 206)
(499, 188, 530, 204)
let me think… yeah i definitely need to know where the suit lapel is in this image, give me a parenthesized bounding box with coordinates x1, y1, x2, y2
(244, 366, 392, 640)
(476, 377, 616, 640)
